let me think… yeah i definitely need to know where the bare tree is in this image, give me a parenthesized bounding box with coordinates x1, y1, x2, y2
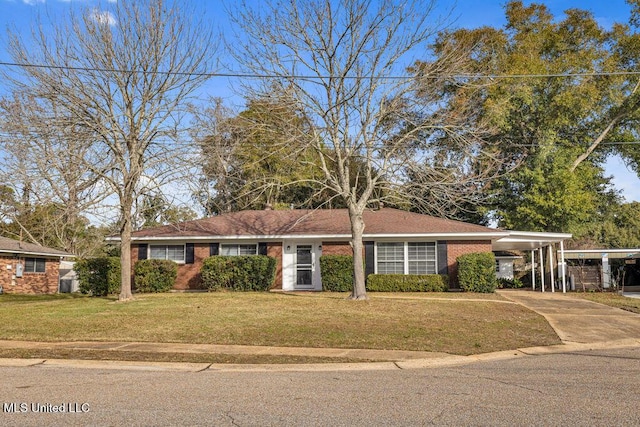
(3, 0, 216, 300)
(229, 0, 500, 299)
(0, 91, 104, 256)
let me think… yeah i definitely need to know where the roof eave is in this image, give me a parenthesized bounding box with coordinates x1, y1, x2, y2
(116, 231, 508, 242)
(0, 249, 75, 258)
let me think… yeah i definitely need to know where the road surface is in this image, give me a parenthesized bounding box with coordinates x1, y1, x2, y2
(1, 347, 639, 426)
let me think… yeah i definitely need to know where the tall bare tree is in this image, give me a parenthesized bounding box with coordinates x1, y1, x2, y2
(229, 0, 498, 299)
(0, 91, 104, 255)
(3, 0, 216, 300)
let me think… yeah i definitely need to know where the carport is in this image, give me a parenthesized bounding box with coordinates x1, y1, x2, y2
(492, 231, 573, 293)
(561, 249, 640, 291)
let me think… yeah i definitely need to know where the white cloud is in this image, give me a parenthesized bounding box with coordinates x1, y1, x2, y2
(89, 8, 116, 26)
(22, 0, 45, 5)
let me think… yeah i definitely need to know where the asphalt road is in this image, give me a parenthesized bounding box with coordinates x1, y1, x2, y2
(1, 347, 639, 426)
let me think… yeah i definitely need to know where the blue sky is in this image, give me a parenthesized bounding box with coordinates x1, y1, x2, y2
(0, 0, 638, 202)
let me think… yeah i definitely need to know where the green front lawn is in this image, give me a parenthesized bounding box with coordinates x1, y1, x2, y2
(0, 292, 560, 356)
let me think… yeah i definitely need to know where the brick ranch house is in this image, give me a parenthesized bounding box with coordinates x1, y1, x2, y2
(121, 207, 571, 291)
(0, 236, 74, 294)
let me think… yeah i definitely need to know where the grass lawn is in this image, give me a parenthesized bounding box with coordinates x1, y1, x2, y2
(571, 292, 640, 314)
(0, 292, 560, 359)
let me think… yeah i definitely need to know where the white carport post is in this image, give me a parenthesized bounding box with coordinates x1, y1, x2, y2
(531, 250, 536, 291)
(548, 245, 555, 293)
(560, 240, 566, 293)
(539, 247, 545, 292)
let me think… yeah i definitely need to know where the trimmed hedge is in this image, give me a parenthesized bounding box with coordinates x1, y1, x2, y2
(134, 259, 178, 293)
(201, 255, 276, 291)
(74, 257, 121, 296)
(320, 255, 353, 292)
(457, 252, 497, 293)
(366, 274, 449, 292)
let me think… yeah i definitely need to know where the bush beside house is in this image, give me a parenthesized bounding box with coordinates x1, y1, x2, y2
(201, 255, 276, 291)
(74, 257, 121, 296)
(134, 259, 178, 293)
(457, 252, 497, 293)
(320, 255, 353, 292)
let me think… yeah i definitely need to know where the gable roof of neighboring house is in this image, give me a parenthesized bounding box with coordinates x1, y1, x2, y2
(128, 208, 508, 241)
(0, 236, 74, 258)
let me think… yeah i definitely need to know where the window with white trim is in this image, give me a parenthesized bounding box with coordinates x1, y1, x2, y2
(220, 244, 258, 256)
(24, 257, 46, 273)
(149, 245, 185, 262)
(377, 242, 404, 274)
(376, 242, 437, 275)
(408, 242, 436, 274)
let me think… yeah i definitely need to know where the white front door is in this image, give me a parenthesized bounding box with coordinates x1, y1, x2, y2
(283, 241, 322, 291)
(295, 245, 314, 289)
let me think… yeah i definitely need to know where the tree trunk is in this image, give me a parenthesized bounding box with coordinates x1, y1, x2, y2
(119, 199, 134, 301)
(348, 207, 368, 300)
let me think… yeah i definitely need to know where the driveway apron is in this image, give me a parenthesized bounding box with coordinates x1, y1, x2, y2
(498, 290, 640, 344)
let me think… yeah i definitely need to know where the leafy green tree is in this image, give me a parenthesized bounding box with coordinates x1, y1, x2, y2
(417, 1, 637, 238)
(138, 194, 197, 229)
(192, 93, 326, 214)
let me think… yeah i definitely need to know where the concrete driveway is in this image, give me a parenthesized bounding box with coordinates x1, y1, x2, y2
(498, 290, 640, 344)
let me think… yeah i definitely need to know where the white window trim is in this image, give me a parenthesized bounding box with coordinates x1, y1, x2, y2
(374, 241, 437, 275)
(148, 244, 186, 264)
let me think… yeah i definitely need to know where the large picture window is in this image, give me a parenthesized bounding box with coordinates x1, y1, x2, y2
(24, 257, 46, 273)
(376, 242, 437, 275)
(149, 245, 185, 262)
(220, 244, 258, 256)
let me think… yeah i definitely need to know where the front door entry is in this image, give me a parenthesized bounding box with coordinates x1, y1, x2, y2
(295, 245, 314, 289)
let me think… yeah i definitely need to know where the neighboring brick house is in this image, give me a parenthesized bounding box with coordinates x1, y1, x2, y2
(122, 207, 570, 291)
(0, 236, 74, 294)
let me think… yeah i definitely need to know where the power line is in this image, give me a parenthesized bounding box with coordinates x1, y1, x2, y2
(1, 60, 640, 80)
(2, 130, 640, 148)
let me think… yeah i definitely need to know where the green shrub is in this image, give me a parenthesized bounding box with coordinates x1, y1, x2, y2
(497, 277, 524, 289)
(134, 259, 178, 293)
(457, 252, 497, 293)
(366, 274, 449, 292)
(74, 257, 121, 296)
(201, 255, 276, 291)
(320, 255, 353, 292)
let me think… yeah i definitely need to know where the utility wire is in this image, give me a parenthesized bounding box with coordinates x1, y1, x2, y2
(1, 60, 640, 80)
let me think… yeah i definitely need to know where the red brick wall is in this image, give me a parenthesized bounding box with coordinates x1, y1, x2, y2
(267, 242, 283, 289)
(175, 243, 210, 290)
(446, 240, 493, 287)
(0, 255, 60, 294)
(321, 241, 352, 256)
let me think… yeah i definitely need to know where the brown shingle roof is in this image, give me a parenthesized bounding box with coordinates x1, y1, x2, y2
(0, 236, 74, 257)
(130, 208, 499, 239)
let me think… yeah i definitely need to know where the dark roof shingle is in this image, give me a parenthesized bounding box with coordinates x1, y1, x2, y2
(130, 208, 498, 239)
(0, 236, 73, 257)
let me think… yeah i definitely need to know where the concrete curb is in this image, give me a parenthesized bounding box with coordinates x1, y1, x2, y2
(1, 339, 638, 372)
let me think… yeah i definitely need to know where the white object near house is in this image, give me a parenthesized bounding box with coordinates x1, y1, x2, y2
(495, 255, 521, 280)
(59, 260, 79, 293)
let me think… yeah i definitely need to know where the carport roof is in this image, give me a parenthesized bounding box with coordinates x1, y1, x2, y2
(562, 248, 640, 260)
(492, 231, 573, 252)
